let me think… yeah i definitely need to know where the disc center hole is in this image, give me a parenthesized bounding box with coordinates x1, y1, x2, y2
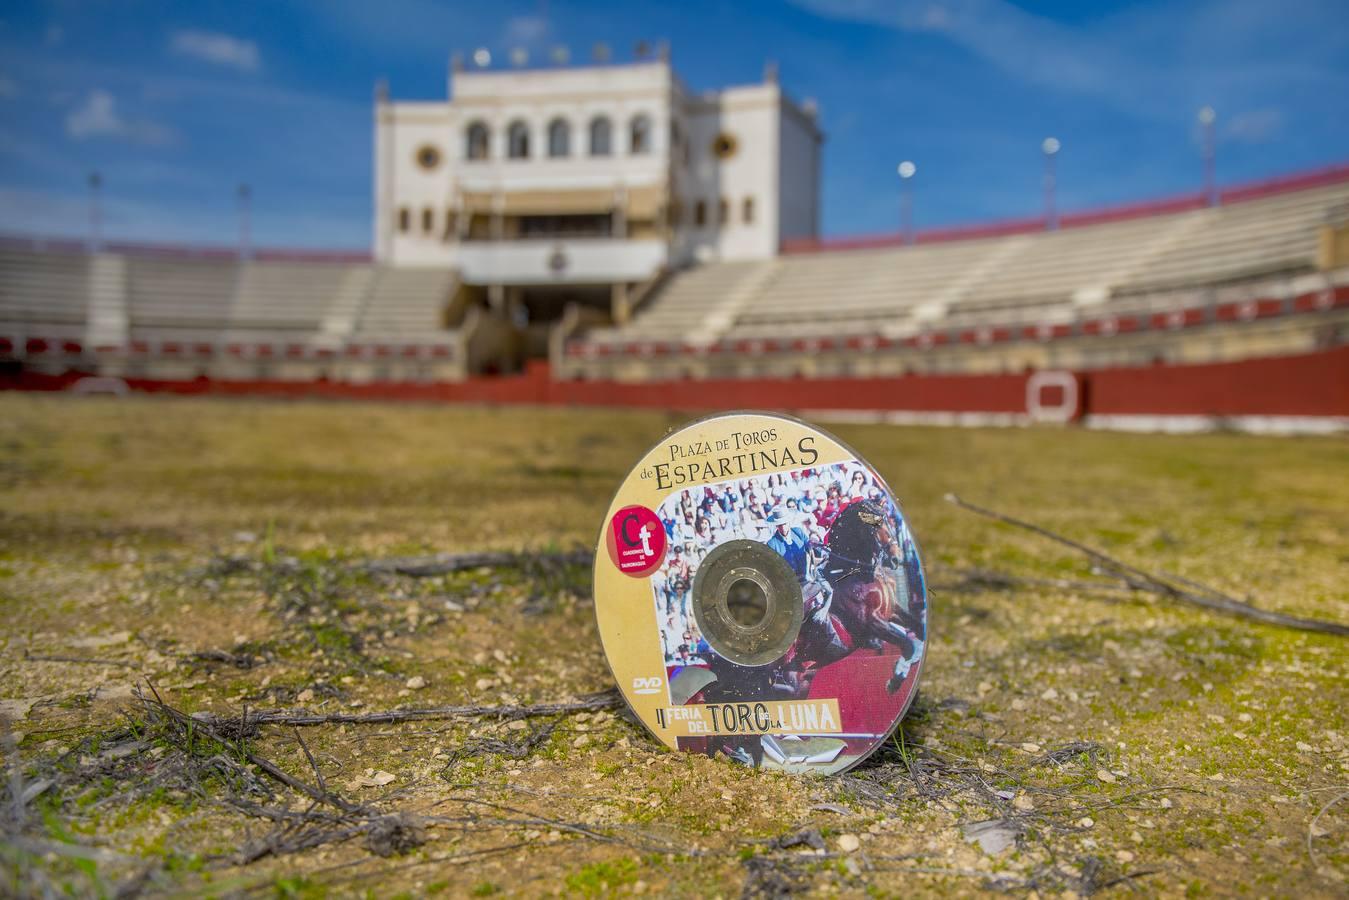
(725, 577, 769, 628)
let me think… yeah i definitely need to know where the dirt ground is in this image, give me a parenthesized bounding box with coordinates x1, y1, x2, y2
(0, 394, 1345, 898)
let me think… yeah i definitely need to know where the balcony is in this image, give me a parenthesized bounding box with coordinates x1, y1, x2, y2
(455, 238, 666, 285)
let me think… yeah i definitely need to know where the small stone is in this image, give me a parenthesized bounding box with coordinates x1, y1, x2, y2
(977, 680, 993, 694)
(405, 676, 427, 690)
(836, 834, 861, 853)
(296, 689, 315, 703)
(1158, 797, 1172, 809)
(1131, 830, 1143, 843)
(340, 675, 355, 685)
(1013, 793, 1035, 812)
(474, 678, 496, 691)
(1115, 850, 1135, 864)
(1078, 817, 1094, 829)
(1096, 769, 1116, 783)
(1238, 713, 1252, 723)
(371, 770, 395, 786)
(1041, 688, 1059, 701)
(1021, 742, 1041, 753)
(1296, 741, 1313, 752)
(721, 791, 734, 801)
(1011, 698, 1027, 711)
(507, 720, 528, 731)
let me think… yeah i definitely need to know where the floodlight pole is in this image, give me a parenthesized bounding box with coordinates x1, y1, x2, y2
(1199, 106, 1217, 207)
(237, 183, 252, 259)
(87, 171, 102, 252)
(1042, 137, 1060, 231)
(897, 161, 916, 245)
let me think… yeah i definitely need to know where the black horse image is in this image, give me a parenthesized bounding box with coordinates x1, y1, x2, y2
(679, 498, 926, 766)
(775, 499, 926, 698)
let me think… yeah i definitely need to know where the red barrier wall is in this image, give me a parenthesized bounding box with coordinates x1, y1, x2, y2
(6, 347, 1348, 421)
(1084, 346, 1349, 417)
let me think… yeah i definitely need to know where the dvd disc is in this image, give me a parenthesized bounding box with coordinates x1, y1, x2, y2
(594, 412, 928, 775)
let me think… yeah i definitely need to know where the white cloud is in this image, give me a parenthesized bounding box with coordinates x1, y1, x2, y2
(65, 90, 178, 147)
(790, 0, 1349, 122)
(169, 29, 261, 73)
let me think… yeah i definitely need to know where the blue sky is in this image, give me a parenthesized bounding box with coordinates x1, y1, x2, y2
(1, 0, 1346, 250)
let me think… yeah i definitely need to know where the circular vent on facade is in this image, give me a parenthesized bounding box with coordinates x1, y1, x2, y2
(415, 144, 442, 170)
(711, 132, 738, 159)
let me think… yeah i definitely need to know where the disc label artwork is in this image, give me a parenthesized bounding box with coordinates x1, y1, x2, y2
(595, 412, 929, 776)
(653, 699, 842, 736)
(606, 505, 666, 577)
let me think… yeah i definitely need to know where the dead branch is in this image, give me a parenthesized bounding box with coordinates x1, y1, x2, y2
(945, 493, 1348, 637)
(186, 692, 621, 731)
(359, 549, 592, 577)
(23, 652, 140, 668)
(139, 684, 361, 813)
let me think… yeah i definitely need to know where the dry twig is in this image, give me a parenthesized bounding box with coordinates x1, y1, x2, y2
(945, 493, 1348, 637)
(359, 549, 592, 577)
(184, 692, 621, 731)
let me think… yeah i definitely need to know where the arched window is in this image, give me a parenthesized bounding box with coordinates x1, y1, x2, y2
(718, 197, 729, 226)
(742, 196, 755, 224)
(422, 207, 434, 233)
(694, 199, 707, 227)
(589, 116, 612, 156)
(629, 114, 652, 154)
(465, 122, 489, 160)
(507, 120, 530, 159)
(547, 118, 570, 158)
(397, 208, 411, 232)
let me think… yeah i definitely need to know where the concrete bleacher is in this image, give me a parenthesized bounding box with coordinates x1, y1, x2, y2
(1123, 181, 1349, 291)
(730, 238, 1003, 340)
(587, 260, 769, 345)
(571, 176, 1349, 364)
(0, 246, 91, 329)
(354, 267, 457, 339)
(0, 248, 468, 380)
(2, 166, 1346, 383)
(126, 257, 238, 336)
(229, 262, 358, 334)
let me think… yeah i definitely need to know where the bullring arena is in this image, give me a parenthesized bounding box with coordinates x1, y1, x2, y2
(2, 51, 1347, 900)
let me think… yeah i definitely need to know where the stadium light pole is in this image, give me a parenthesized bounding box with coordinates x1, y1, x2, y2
(897, 160, 916, 245)
(1198, 106, 1217, 207)
(237, 183, 252, 260)
(87, 171, 103, 252)
(1041, 137, 1060, 230)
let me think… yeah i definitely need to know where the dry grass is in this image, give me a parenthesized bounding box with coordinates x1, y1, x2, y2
(0, 394, 1346, 897)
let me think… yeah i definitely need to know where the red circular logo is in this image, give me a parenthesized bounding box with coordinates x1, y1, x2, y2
(606, 505, 666, 578)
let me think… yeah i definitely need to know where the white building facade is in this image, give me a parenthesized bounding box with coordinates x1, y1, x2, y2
(373, 58, 822, 300)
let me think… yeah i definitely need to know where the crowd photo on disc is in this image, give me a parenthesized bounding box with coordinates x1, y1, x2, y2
(648, 460, 928, 772)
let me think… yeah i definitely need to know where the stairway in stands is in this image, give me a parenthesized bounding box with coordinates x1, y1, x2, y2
(316, 266, 378, 348)
(86, 253, 128, 350)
